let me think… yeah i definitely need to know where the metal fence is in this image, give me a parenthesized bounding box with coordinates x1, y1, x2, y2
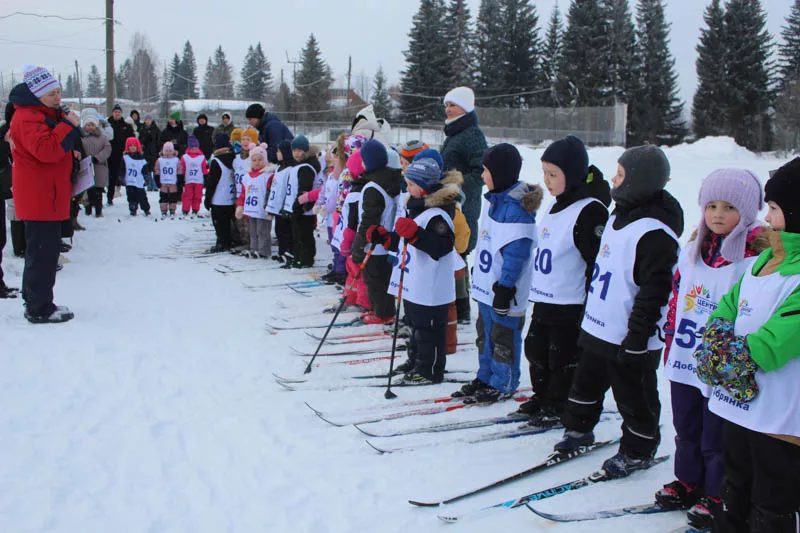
(61, 98, 628, 148)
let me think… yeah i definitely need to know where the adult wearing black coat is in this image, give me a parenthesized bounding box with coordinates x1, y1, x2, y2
(139, 114, 161, 191)
(106, 104, 134, 205)
(193, 114, 214, 159)
(245, 104, 293, 164)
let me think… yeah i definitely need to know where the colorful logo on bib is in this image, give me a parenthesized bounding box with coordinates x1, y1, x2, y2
(540, 227, 551, 240)
(600, 244, 611, 258)
(480, 229, 490, 241)
(738, 298, 753, 317)
(246, 184, 254, 195)
(684, 284, 717, 315)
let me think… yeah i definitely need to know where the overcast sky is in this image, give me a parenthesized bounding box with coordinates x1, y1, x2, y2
(0, 0, 792, 107)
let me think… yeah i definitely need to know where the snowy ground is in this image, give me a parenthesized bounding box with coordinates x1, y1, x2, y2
(0, 138, 792, 533)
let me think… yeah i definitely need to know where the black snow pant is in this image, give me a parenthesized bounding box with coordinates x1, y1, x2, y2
(274, 215, 294, 259)
(86, 186, 104, 217)
(715, 421, 800, 533)
(211, 205, 235, 250)
(363, 254, 395, 319)
(107, 157, 121, 204)
(22, 220, 62, 317)
(126, 186, 150, 214)
(562, 349, 662, 459)
(524, 317, 582, 415)
(0, 199, 6, 287)
(403, 300, 450, 381)
(292, 214, 316, 266)
(10, 220, 26, 256)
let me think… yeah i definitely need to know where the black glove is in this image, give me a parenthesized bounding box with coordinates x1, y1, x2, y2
(491, 282, 516, 316)
(616, 335, 659, 368)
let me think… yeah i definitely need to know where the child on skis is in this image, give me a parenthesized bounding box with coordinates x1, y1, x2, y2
(520, 135, 611, 427)
(154, 141, 183, 219)
(204, 134, 237, 252)
(554, 145, 683, 479)
(266, 140, 296, 263)
(351, 140, 402, 324)
(282, 135, 321, 269)
(181, 136, 209, 218)
(340, 150, 371, 312)
(694, 158, 800, 533)
(371, 157, 462, 384)
(122, 137, 151, 216)
(235, 143, 272, 259)
(654, 169, 766, 531)
(454, 143, 541, 403)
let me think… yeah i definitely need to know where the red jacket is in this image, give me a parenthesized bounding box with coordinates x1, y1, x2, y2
(9, 84, 78, 221)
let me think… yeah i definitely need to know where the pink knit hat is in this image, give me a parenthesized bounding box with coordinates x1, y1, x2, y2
(249, 143, 267, 160)
(162, 142, 175, 154)
(690, 168, 763, 264)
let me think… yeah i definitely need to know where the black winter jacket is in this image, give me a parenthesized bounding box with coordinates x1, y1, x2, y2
(352, 166, 403, 263)
(204, 148, 236, 209)
(578, 189, 684, 364)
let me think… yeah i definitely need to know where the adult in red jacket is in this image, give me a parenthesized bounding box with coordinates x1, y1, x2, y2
(9, 65, 80, 323)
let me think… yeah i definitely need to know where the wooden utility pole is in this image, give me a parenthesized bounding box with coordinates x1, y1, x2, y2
(346, 56, 352, 110)
(74, 60, 83, 109)
(105, 0, 115, 117)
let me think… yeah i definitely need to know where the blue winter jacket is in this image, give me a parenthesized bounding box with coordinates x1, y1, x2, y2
(485, 181, 543, 288)
(258, 112, 294, 164)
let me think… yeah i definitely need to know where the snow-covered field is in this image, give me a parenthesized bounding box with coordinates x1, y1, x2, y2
(0, 138, 792, 533)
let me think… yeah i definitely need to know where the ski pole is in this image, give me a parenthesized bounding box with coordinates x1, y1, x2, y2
(304, 244, 376, 374)
(384, 241, 409, 400)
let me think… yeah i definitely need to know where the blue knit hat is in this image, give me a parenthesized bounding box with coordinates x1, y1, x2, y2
(413, 148, 444, 171)
(361, 139, 388, 173)
(541, 135, 589, 189)
(291, 135, 310, 152)
(187, 135, 200, 149)
(404, 158, 443, 193)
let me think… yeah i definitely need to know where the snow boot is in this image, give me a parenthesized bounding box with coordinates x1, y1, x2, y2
(0, 284, 19, 299)
(393, 360, 414, 375)
(451, 378, 489, 398)
(526, 407, 562, 428)
(554, 430, 595, 453)
(463, 386, 512, 404)
(513, 395, 543, 417)
(686, 496, 721, 531)
(25, 305, 75, 324)
(655, 480, 702, 510)
(601, 451, 657, 479)
(400, 372, 439, 386)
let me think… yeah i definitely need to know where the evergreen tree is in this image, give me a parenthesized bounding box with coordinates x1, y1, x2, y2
(400, 0, 450, 122)
(160, 62, 171, 119)
(203, 46, 235, 99)
(496, 0, 543, 108)
(116, 59, 132, 100)
(86, 64, 103, 98)
(540, 1, 565, 106)
(64, 75, 76, 98)
(443, 0, 476, 87)
(274, 75, 293, 116)
(776, 79, 800, 150)
(295, 34, 333, 121)
(724, 0, 774, 151)
(560, 0, 611, 106)
(692, 0, 728, 138)
(779, 0, 800, 85)
(605, 0, 638, 103)
(168, 53, 184, 100)
(179, 41, 199, 99)
(627, 0, 686, 146)
(239, 42, 273, 101)
(475, 0, 506, 98)
(371, 66, 393, 118)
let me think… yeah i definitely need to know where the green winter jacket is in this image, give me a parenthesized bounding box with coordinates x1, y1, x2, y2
(440, 111, 487, 253)
(711, 230, 800, 373)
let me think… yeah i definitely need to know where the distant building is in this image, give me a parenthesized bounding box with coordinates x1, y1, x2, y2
(329, 88, 366, 110)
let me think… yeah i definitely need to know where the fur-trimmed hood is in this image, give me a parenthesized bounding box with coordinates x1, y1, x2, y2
(424, 170, 463, 208)
(509, 182, 544, 214)
(485, 181, 544, 225)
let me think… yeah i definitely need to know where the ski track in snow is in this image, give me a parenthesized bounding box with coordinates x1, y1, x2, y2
(0, 139, 790, 533)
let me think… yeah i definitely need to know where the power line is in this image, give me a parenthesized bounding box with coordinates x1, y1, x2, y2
(0, 11, 109, 21)
(0, 38, 107, 52)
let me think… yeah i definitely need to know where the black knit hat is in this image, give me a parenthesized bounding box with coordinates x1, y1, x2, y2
(482, 143, 522, 193)
(541, 135, 589, 190)
(277, 140, 293, 162)
(765, 157, 800, 233)
(245, 103, 265, 119)
(213, 133, 230, 150)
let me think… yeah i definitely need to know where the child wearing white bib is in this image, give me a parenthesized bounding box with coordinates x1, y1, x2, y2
(204, 134, 237, 253)
(235, 144, 272, 259)
(454, 143, 542, 403)
(121, 138, 151, 216)
(695, 159, 800, 533)
(654, 169, 767, 532)
(555, 145, 683, 481)
(180, 136, 209, 218)
(369, 158, 462, 384)
(154, 142, 183, 219)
